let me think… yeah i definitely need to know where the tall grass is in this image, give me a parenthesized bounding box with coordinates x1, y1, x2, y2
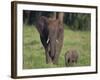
(23, 25, 91, 69)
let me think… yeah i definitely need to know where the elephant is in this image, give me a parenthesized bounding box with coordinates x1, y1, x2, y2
(35, 12, 64, 64)
(65, 49, 79, 66)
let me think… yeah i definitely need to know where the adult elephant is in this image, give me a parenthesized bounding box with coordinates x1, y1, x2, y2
(35, 12, 64, 64)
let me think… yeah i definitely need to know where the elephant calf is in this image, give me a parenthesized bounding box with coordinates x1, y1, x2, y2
(65, 49, 79, 66)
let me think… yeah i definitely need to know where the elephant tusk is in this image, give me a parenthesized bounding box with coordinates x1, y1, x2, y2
(47, 38, 49, 44)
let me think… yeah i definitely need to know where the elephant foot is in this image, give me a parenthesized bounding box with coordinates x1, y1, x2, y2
(52, 59, 58, 65)
(46, 56, 52, 64)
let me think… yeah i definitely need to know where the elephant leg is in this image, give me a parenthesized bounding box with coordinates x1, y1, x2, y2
(40, 35, 52, 64)
(45, 48, 52, 64)
(45, 41, 53, 64)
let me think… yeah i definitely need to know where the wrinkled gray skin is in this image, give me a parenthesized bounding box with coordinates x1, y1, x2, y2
(65, 49, 79, 66)
(35, 12, 64, 64)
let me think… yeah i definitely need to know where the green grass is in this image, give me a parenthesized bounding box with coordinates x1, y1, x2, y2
(23, 25, 91, 69)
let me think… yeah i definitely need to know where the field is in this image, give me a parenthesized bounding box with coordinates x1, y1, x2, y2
(23, 24, 91, 69)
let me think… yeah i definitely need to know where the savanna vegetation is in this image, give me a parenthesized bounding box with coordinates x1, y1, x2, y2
(23, 11, 91, 69)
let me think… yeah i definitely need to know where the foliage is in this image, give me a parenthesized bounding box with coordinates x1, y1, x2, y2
(64, 13, 91, 30)
(23, 11, 91, 31)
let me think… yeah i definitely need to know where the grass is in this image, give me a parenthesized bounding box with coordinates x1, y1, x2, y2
(23, 24, 91, 69)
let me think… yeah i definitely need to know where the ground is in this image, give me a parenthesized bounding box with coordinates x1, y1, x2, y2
(23, 24, 91, 69)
